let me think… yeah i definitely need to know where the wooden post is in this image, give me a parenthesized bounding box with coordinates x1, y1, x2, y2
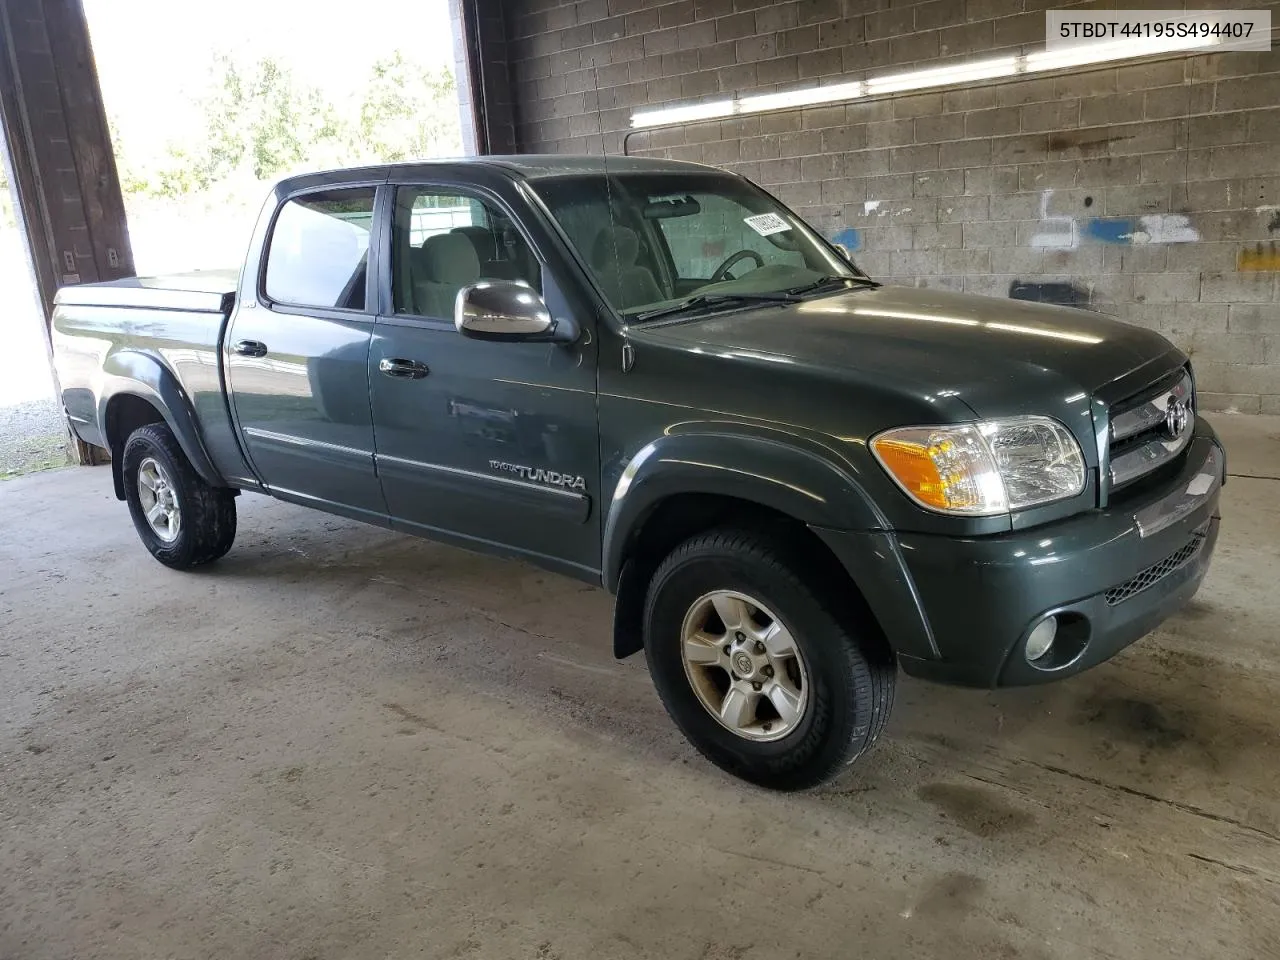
(0, 0, 135, 465)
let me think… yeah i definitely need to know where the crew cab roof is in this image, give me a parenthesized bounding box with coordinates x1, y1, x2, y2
(272, 155, 717, 195)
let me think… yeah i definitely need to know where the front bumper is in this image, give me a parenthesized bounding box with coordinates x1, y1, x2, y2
(820, 420, 1223, 688)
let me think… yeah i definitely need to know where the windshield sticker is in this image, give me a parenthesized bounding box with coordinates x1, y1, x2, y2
(743, 213, 791, 236)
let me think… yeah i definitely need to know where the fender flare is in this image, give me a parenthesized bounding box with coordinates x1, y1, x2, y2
(98, 351, 227, 498)
(601, 430, 887, 592)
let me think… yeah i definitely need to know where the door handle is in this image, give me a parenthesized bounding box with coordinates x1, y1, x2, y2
(233, 339, 268, 358)
(379, 358, 429, 379)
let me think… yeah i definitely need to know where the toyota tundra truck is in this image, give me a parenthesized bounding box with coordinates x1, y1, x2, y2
(51, 156, 1223, 789)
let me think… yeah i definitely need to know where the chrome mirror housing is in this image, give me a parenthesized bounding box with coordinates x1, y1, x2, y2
(455, 281, 569, 342)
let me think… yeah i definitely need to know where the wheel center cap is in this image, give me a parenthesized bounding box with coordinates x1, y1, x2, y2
(732, 651, 755, 676)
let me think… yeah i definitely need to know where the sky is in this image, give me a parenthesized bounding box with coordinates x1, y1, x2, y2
(83, 0, 457, 155)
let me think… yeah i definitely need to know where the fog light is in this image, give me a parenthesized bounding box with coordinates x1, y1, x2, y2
(1025, 616, 1057, 662)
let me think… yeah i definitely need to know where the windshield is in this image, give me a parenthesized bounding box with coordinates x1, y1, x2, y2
(531, 171, 861, 319)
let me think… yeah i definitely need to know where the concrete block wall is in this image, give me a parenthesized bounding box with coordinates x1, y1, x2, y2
(503, 0, 1280, 413)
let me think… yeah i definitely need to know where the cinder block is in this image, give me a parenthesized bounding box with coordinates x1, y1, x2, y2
(962, 220, 1018, 248)
(680, 71, 719, 98)
(988, 191, 1048, 221)
(740, 135, 780, 161)
(987, 245, 1044, 274)
(660, 49, 698, 76)
(890, 29, 941, 64)
(1263, 396, 1280, 415)
(912, 223, 964, 249)
(913, 275, 965, 292)
(1228, 303, 1280, 334)
(779, 130, 822, 158)
(991, 134, 1047, 165)
(890, 144, 940, 173)
(1165, 242, 1236, 273)
(941, 247, 992, 275)
(757, 157, 802, 184)
(915, 0, 967, 31)
(820, 177, 864, 204)
(802, 104, 847, 130)
(714, 11, 755, 41)
(1017, 160, 1078, 191)
(798, 48, 844, 78)
(1145, 87, 1191, 120)
(1139, 152, 1187, 186)
(1053, 68, 1117, 100)
(1193, 360, 1280, 396)
(864, 7, 914, 41)
(1246, 108, 1280, 143)
(964, 107, 1021, 138)
(1202, 271, 1276, 303)
(1102, 183, 1170, 216)
(938, 20, 994, 58)
(701, 139, 740, 165)
(1134, 272, 1201, 304)
(777, 25, 819, 55)
(800, 153, 840, 180)
(1210, 144, 1280, 180)
(1080, 93, 1145, 127)
(937, 138, 993, 170)
(757, 55, 800, 84)
(677, 20, 717, 49)
(735, 35, 777, 62)
(964, 164, 1018, 196)
(754, 2, 799, 32)
(1115, 59, 1186, 90)
(991, 11, 1042, 46)
(859, 225, 914, 251)
(1197, 392, 1262, 414)
(862, 173, 915, 201)
(822, 125, 867, 153)
(938, 194, 991, 222)
(943, 85, 997, 113)
(1215, 75, 1280, 113)
(914, 113, 966, 143)
(642, 26, 680, 56)
(963, 273, 1018, 298)
(843, 37, 895, 73)
(1021, 100, 1081, 134)
(796, 0, 837, 26)
(1186, 113, 1249, 148)
(913, 168, 965, 198)
(818, 17, 863, 48)
(867, 119, 917, 148)
(893, 92, 944, 119)
(998, 77, 1057, 107)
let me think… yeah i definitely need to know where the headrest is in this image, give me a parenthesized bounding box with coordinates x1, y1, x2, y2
(421, 232, 481, 284)
(591, 225, 639, 269)
(453, 225, 497, 261)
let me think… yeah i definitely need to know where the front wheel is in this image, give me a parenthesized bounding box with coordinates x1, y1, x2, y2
(122, 423, 237, 569)
(643, 527, 895, 790)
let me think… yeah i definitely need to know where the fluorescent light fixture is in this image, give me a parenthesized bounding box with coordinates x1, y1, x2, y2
(1025, 34, 1220, 72)
(738, 80, 864, 114)
(631, 98, 735, 128)
(630, 34, 1228, 129)
(864, 56, 1017, 95)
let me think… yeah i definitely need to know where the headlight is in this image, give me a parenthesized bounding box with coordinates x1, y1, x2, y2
(871, 417, 1086, 516)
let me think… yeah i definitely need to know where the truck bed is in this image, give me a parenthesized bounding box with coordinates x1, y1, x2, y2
(53, 270, 239, 315)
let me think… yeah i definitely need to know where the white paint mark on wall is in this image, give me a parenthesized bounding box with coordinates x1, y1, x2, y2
(864, 200, 881, 214)
(1030, 189, 1077, 249)
(1124, 214, 1199, 244)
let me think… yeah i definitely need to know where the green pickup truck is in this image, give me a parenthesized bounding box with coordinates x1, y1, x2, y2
(52, 156, 1223, 789)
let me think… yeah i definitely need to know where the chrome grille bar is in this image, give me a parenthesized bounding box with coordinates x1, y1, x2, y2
(1107, 369, 1194, 490)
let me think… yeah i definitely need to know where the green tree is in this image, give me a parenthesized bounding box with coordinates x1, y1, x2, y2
(356, 52, 461, 163)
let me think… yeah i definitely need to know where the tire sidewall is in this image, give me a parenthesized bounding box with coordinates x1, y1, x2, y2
(122, 428, 200, 567)
(645, 542, 865, 784)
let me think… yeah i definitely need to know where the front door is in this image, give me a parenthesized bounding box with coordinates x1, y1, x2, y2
(226, 185, 386, 521)
(369, 183, 599, 577)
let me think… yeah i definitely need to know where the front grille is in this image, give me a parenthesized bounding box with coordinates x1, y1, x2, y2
(1106, 368, 1194, 491)
(1104, 524, 1208, 606)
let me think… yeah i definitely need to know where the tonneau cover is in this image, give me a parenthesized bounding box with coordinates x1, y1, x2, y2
(54, 269, 239, 314)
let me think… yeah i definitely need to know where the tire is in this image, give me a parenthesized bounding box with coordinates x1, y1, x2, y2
(122, 423, 237, 569)
(643, 526, 895, 790)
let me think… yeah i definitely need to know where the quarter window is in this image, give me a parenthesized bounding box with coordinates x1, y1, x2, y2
(264, 188, 376, 310)
(392, 187, 541, 318)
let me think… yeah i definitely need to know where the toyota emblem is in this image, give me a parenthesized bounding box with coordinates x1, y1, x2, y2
(1164, 396, 1191, 439)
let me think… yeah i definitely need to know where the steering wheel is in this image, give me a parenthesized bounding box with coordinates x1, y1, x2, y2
(710, 249, 765, 283)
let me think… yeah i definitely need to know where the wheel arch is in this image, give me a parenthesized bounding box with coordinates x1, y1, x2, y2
(604, 433, 891, 660)
(100, 352, 225, 500)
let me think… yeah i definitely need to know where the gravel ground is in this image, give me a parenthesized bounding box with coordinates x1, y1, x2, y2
(0, 397, 69, 479)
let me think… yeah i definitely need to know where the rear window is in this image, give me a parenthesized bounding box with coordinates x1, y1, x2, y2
(264, 188, 376, 310)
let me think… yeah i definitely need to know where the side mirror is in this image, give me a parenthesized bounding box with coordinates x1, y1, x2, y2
(455, 281, 575, 343)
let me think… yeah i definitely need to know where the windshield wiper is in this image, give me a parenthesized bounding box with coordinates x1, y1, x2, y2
(785, 274, 879, 296)
(632, 291, 803, 323)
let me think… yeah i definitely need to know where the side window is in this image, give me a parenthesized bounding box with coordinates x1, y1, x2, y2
(392, 187, 541, 318)
(656, 193, 805, 281)
(264, 188, 376, 310)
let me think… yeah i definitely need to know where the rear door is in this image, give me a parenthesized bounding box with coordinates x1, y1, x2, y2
(225, 185, 387, 522)
(368, 180, 600, 578)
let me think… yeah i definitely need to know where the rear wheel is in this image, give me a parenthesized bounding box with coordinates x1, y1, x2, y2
(122, 423, 236, 569)
(643, 527, 895, 790)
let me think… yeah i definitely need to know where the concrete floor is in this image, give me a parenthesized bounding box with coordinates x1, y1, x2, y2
(2, 415, 1278, 960)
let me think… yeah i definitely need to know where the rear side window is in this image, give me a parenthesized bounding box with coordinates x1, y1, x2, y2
(264, 188, 376, 310)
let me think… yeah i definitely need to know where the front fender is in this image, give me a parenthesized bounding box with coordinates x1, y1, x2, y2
(601, 429, 887, 591)
(99, 351, 226, 492)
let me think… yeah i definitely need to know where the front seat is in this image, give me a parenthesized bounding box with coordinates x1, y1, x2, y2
(590, 225, 663, 312)
(414, 232, 481, 320)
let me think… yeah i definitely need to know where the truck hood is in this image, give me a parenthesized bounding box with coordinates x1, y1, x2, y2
(638, 285, 1181, 419)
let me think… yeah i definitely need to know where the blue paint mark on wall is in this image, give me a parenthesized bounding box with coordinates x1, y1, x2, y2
(1084, 218, 1135, 244)
(831, 227, 860, 253)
